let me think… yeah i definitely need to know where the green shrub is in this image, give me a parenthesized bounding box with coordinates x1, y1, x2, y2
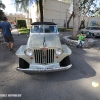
(58, 28, 67, 32)
(58, 28, 73, 32)
(66, 28, 73, 31)
(18, 28, 30, 34)
(16, 20, 27, 29)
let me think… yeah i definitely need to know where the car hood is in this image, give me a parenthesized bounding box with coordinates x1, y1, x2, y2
(27, 34, 62, 48)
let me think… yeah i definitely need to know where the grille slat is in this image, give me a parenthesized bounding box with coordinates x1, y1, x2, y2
(36, 50, 38, 63)
(47, 50, 49, 63)
(37, 50, 39, 63)
(39, 50, 41, 64)
(42, 50, 43, 64)
(34, 49, 54, 64)
(45, 50, 47, 64)
(50, 49, 51, 63)
(48, 50, 50, 63)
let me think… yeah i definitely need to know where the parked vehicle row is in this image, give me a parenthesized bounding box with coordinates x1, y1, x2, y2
(81, 26, 100, 38)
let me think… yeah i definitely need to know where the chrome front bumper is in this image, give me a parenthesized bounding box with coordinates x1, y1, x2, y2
(16, 64, 72, 73)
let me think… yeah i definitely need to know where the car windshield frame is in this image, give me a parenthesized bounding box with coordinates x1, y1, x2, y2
(30, 25, 58, 34)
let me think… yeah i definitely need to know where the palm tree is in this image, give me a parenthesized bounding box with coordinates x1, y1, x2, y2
(0, 0, 5, 21)
(39, 0, 43, 22)
(0, 10, 5, 21)
(0, 0, 6, 9)
(14, 0, 43, 22)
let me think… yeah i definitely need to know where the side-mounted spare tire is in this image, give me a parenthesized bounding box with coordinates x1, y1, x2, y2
(60, 56, 70, 67)
(19, 58, 29, 69)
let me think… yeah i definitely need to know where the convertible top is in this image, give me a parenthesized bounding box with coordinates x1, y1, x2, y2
(31, 22, 57, 25)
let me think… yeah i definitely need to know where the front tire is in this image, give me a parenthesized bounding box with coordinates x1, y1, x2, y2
(60, 56, 70, 67)
(19, 58, 29, 69)
(92, 33, 96, 38)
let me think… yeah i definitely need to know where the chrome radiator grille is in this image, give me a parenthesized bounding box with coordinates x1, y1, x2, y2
(34, 49, 54, 64)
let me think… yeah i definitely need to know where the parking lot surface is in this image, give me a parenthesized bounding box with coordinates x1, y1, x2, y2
(0, 30, 100, 100)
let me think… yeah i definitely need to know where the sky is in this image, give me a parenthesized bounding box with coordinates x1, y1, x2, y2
(2, 0, 22, 14)
(2, 0, 100, 14)
(2, 0, 69, 14)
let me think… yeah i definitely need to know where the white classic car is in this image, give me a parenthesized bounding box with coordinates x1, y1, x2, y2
(16, 22, 72, 73)
(81, 26, 100, 37)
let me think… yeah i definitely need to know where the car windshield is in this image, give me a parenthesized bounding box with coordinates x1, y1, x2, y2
(91, 27, 98, 30)
(31, 25, 57, 33)
(86, 27, 100, 30)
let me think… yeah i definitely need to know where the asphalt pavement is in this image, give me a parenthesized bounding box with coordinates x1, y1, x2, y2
(0, 29, 100, 100)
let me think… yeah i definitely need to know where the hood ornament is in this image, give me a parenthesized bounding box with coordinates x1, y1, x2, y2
(43, 36, 46, 47)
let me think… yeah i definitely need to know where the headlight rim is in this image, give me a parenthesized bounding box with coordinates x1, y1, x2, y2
(55, 48, 63, 55)
(24, 48, 33, 57)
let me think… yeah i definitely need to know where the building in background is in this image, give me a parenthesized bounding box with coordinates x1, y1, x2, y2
(28, 0, 100, 28)
(6, 13, 26, 24)
(29, 0, 71, 28)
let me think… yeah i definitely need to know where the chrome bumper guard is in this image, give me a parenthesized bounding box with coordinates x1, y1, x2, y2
(16, 64, 72, 73)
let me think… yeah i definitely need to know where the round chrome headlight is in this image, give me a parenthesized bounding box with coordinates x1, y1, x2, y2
(24, 48, 33, 56)
(55, 48, 63, 55)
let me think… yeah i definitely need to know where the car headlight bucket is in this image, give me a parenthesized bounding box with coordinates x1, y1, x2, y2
(55, 48, 63, 55)
(24, 48, 33, 56)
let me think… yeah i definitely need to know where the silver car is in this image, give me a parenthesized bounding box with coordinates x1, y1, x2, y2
(16, 22, 72, 73)
(81, 26, 100, 37)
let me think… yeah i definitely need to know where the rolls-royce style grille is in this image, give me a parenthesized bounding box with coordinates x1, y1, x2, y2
(34, 49, 54, 64)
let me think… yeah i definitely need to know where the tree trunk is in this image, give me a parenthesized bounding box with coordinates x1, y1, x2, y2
(39, 0, 43, 22)
(67, 11, 74, 29)
(72, 0, 79, 39)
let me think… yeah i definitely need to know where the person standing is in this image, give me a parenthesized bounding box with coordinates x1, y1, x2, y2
(0, 17, 14, 51)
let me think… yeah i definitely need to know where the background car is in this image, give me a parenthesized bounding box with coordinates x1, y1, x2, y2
(16, 22, 72, 73)
(81, 26, 100, 38)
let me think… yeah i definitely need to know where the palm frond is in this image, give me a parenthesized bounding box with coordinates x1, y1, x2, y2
(0, 9, 5, 21)
(13, 0, 37, 12)
(0, 2, 6, 9)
